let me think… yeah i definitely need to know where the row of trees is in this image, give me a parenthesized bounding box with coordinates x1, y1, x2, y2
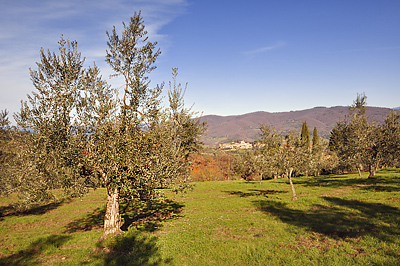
(233, 122, 329, 178)
(0, 12, 206, 239)
(255, 121, 329, 200)
(231, 93, 400, 201)
(227, 121, 322, 200)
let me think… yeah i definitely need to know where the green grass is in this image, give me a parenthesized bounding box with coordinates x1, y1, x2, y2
(1, 169, 400, 265)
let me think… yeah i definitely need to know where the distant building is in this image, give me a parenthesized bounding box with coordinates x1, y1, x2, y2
(219, 140, 252, 150)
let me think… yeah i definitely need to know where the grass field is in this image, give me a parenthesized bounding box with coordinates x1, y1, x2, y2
(1, 169, 400, 265)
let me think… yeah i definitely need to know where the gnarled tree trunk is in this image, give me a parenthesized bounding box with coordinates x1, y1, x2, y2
(99, 186, 123, 240)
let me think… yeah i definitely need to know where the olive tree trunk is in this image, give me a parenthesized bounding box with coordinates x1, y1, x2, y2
(99, 186, 123, 240)
(368, 163, 377, 178)
(288, 168, 298, 201)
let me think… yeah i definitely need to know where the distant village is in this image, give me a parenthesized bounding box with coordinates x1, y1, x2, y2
(219, 140, 252, 150)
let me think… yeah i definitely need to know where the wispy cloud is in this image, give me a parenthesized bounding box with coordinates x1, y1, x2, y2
(243, 41, 286, 55)
(0, 0, 189, 122)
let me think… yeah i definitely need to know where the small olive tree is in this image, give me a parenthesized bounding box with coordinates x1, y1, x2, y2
(259, 125, 303, 200)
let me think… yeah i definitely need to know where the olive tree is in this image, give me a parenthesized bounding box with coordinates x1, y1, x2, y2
(259, 125, 301, 200)
(329, 93, 385, 177)
(88, 12, 205, 239)
(9, 12, 205, 240)
(382, 110, 400, 167)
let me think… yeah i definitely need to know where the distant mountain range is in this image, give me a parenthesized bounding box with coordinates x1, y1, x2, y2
(199, 106, 395, 146)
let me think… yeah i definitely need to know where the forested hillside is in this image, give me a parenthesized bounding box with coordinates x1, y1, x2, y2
(199, 106, 392, 146)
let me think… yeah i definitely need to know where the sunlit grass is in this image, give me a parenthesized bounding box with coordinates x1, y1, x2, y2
(0, 169, 400, 265)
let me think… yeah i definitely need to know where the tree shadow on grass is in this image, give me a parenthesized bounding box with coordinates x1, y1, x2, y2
(0, 234, 71, 266)
(223, 189, 288, 198)
(64, 206, 105, 233)
(65, 199, 183, 265)
(64, 199, 184, 234)
(295, 169, 400, 192)
(0, 199, 72, 222)
(91, 230, 172, 266)
(120, 199, 184, 232)
(253, 197, 400, 243)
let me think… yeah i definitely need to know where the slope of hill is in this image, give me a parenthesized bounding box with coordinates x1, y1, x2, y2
(199, 106, 393, 146)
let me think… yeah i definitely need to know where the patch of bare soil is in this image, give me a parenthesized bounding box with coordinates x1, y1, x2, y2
(212, 227, 247, 240)
(296, 232, 340, 251)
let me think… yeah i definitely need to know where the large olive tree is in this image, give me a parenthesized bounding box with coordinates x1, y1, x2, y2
(9, 12, 205, 240)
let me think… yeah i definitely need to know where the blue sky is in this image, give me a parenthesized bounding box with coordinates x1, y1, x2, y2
(1, 0, 399, 122)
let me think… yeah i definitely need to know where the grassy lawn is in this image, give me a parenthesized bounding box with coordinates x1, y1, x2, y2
(1, 169, 400, 265)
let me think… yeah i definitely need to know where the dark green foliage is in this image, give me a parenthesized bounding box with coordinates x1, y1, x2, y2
(312, 126, 319, 148)
(310, 127, 323, 176)
(300, 121, 310, 150)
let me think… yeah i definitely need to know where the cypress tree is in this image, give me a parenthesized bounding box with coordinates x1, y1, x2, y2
(301, 121, 310, 150)
(312, 126, 319, 149)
